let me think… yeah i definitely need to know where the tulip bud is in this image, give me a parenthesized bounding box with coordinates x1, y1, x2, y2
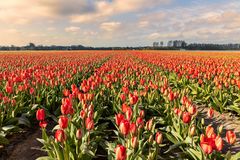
(55, 129, 67, 142)
(58, 116, 68, 129)
(146, 118, 153, 131)
(215, 136, 223, 151)
(201, 118, 205, 126)
(218, 124, 223, 134)
(125, 108, 132, 121)
(207, 107, 214, 118)
(182, 112, 191, 124)
(119, 120, 130, 136)
(148, 134, 153, 143)
(36, 109, 45, 121)
(85, 117, 94, 130)
(131, 136, 138, 148)
(155, 132, 163, 144)
(39, 120, 47, 128)
(130, 123, 137, 135)
(139, 110, 145, 118)
(226, 130, 236, 145)
(115, 114, 124, 126)
(76, 129, 82, 140)
(189, 125, 196, 136)
(115, 145, 127, 160)
(200, 142, 213, 154)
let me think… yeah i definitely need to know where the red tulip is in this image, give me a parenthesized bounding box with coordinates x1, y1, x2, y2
(85, 117, 94, 130)
(121, 104, 129, 113)
(115, 144, 126, 160)
(226, 130, 236, 145)
(131, 136, 138, 148)
(58, 116, 68, 129)
(188, 105, 196, 115)
(39, 120, 47, 128)
(206, 125, 216, 139)
(120, 94, 126, 102)
(208, 107, 214, 118)
(130, 123, 137, 135)
(55, 129, 67, 142)
(139, 110, 145, 118)
(119, 120, 130, 136)
(76, 129, 82, 140)
(215, 136, 223, 151)
(200, 142, 213, 154)
(182, 112, 191, 124)
(155, 132, 163, 144)
(125, 108, 132, 121)
(129, 95, 138, 105)
(146, 118, 153, 131)
(136, 117, 144, 128)
(80, 110, 86, 119)
(36, 109, 45, 121)
(115, 113, 124, 126)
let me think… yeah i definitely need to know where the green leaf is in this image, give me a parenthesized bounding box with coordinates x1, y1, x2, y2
(2, 125, 16, 131)
(164, 142, 186, 154)
(230, 152, 240, 160)
(18, 116, 31, 127)
(36, 156, 55, 160)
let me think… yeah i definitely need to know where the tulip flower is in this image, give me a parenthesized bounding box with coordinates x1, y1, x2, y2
(182, 112, 191, 124)
(136, 117, 144, 128)
(207, 107, 214, 118)
(130, 123, 137, 135)
(55, 129, 67, 142)
(115, 144, 127, 160)
(85, 117, 94, 130)
(76, 129, 82, 140)
(58, 116, 68, 129)
(36, 109, 45, 121)
(131, 136, 138, 148)
(119, 119, 130, 136)
(215, 136, 223, 151)
(155, 132, 163, 144)
(125, 108, 132, 121)
(226, 130, 236, 145)
(39, 120, 47, 128)
(115, 114, 124, 126)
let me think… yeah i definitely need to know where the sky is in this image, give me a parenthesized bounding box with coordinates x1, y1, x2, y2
(0, 0, 240, 47)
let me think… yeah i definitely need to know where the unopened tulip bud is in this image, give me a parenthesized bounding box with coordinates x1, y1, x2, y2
(76, 129, 82, 140)
(131, 136, 138, 148)
(201, 118, 205, 126)
(155, 132, 163, 144)
(189, 125, 196, 136)
(148, 134, 153, 143)
(218, 124, 223, 134)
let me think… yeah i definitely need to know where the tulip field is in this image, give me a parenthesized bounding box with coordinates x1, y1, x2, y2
(0, 51, 240, 160)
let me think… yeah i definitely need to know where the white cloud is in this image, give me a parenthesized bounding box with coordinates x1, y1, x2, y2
(47, 27, 56, 31)
(65, 26, 80, 33)
(70, 0, 171, 23)
(138, 21, 149, 28)
(100, 22, 121, 32)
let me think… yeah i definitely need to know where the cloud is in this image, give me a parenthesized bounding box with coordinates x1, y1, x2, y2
(47, 27, 56, 31)
(70, 0, 171, 23)
(138, 21, 149, 28)
(65, 26, 80, 33)
(100, 22, 121, 31)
